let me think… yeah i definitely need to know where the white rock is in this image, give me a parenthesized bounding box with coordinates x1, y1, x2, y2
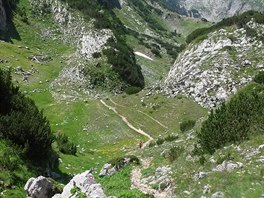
(211, 191, 225, 198)
(54, 170, 108, 198)
(24, 176, 53, 198)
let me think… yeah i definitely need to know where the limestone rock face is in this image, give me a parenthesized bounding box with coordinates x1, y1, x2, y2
(0, 0, 6, 30)
(24, 176, 55, 198)
(164, 20, 264, 108)
(164, 0, 264, 21)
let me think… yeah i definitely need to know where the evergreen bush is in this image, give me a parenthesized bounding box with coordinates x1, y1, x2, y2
(0, 69, 53, 161)
(180, 120, 196, 132)
(56, 132, 77, 155)
(254, 71, 264, 84)
(198, 84, 264, 154)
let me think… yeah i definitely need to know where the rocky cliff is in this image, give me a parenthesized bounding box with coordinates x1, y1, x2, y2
(164, 19, 264, 108)
(0, 0, 6, 30)
(163, 0, 264, 21)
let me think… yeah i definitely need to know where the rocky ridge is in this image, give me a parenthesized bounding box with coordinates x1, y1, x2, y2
(30, 0, 113, 98)
(164, 19, 264, 108)
(164, 0, 264, 21)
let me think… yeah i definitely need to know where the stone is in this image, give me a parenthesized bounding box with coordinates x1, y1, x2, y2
(243, 60, 252, 65)
(257, 156, 264, 163)
(16, 66, 23, 72)
(99, 163, 113, 177)
(183, 190, 191, 195)
(203, 184, 211, 194)
(24, 176, 55, 198)
(193, 172, 208, 181)
(211, 191, 225, 198)
(53, 170, 110, 198)
(213, 161, 243, 172)
(164, 21, 264, 109)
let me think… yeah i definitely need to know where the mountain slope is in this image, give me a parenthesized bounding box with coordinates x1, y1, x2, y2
(160, 0, 264, 21)
(1, 0, 264, 197)
(164, 11, 264, 108)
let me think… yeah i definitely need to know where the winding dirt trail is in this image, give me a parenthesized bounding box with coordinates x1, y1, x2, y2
(100, 99, 174, 197)
(100, 100, 153, 147)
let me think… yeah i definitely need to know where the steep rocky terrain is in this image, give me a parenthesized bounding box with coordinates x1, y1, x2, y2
(164, 14, 264, 108)
(162, 0, 264, 21)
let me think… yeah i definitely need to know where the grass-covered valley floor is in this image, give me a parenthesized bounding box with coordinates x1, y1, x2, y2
(1, 1, 264, 198)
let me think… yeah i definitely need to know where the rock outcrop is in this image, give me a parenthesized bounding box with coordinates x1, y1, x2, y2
(24, 176, 57, 198)
(25, 171, 112, 198)
(53, 170, 110, 198)
(0, 0, 6, 30)
(30, 0, 113, 98)
(164, 20, 264, 108)
(164, 0, 264, 21)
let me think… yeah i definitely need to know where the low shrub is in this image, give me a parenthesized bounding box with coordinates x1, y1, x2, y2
(108, 155, 140, 167)
(92, 52, 101, 58)
(151, 48, 161, 58)
(56, 132, 77, 155)
(167, 146, 184, 162)
(199, 155, 206, 165)
(156, 138, 165, 145)
(0, 146, 20, 171)
(254, 71, 264, 84)
(180, 120, 196, 132)
(148, 140, 156, 147)
(164, 134, 178, 142)
(124, 86, 142, 95)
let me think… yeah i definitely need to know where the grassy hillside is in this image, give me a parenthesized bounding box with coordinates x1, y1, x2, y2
(1, 1, 264, 197)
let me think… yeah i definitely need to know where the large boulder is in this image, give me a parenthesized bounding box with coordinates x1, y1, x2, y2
(53, 170, 110, 198)
(24, 176, 55, 198)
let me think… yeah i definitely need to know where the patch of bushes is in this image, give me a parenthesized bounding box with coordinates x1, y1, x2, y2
(84, 66, 120, 90)
(92, 52, 101, 59)
(151, 48, 161, 58)
(124, 86, 142, 95)
(108, 155, 140, 167)
(164, 134, 178, 142)
(149, 134, 178, 148)
(198, 84, 264, 154)
(254, 71, 264, 84)
(56, 132, 77, 155)
(180, 120, 196, 132)
(199, 155, 206, 165)
(167, 146, 184, 162)
(148, 140, 156, 147)
(216, 152, 234, 165)
(156, 138, 165, 145)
